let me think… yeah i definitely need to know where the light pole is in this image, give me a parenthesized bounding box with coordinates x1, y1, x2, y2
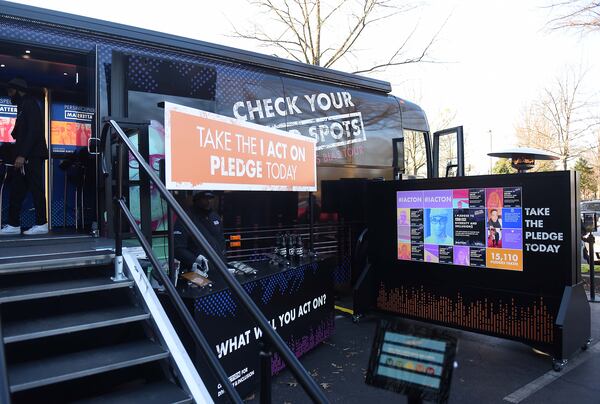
(489, 129, 493, 174)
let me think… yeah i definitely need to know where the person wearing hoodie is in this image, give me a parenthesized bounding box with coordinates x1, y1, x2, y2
(1, 78, 49, 235)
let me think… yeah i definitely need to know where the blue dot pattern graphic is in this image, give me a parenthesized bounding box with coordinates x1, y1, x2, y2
(194, 261, 319, 318)
(0, 17, 272, 119)
(333, 254, 351, 286)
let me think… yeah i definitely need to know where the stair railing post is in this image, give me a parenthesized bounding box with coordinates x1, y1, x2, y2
(308, 191, 316, 256)
(0, 312, 11, 404)
(588, 233, 597, 302)
(112, 139, 126, 282)
(259, 340, 273, 404)
(168, 205, 176, 284)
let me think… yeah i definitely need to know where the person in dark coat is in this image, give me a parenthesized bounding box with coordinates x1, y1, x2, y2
(174, 191, 226, 270)
(1, 78, 49, 235)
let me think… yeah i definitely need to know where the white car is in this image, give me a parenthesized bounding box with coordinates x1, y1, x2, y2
(581, 200, 600, 264)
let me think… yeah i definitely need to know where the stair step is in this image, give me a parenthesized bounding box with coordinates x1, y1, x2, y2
(74, 380, 193, 404)
(0, 276, 132, 304)
(4, 306, 150, 343)
(8, 340, 169, 392)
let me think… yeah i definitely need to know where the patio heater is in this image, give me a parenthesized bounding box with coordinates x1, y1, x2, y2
(487, 147, 559, 173)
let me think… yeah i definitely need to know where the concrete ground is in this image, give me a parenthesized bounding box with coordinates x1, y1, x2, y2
(247, 296, 600, 403)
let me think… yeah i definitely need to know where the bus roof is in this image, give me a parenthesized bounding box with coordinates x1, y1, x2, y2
(0, 1, 392, 93)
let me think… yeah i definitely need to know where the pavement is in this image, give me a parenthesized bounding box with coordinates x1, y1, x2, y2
(247, 294, 600, 403)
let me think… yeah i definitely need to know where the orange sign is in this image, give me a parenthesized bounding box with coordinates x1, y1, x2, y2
(164, 102, 317, 191)
(485, 248, 523, 271)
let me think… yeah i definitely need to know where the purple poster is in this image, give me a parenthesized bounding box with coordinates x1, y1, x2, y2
(397, 191, 424, 208)
(453, 246, 470, 266)
(423, 190, 453, 208)
(397, 225, 411, 243)
(502, 229, 522, 250)
(424, 245, 439, 263)
(397, 208, 410, 226)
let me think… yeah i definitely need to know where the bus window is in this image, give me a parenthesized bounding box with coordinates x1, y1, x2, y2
(432, 126, 464, 177)
(438, 131, 458, 177)
(403, 130, 428, 178)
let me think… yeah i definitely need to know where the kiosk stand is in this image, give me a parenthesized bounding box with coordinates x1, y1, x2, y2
(367, 171, 591, 372)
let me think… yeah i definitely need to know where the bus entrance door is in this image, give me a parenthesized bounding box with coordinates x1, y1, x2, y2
(432, 126, 465, 178)
(0, 42, 98, 233)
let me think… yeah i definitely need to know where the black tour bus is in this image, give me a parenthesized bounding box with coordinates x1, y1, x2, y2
(0, 1, 463, 288)
(0, 2, 465, 402)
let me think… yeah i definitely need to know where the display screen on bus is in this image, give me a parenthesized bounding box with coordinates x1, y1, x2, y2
(50, 102, 93, 153)
(0, 96, 16, 143)
(397, 187, 523, 271)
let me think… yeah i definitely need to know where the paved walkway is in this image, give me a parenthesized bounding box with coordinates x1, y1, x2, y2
(248, 296, 600, 403)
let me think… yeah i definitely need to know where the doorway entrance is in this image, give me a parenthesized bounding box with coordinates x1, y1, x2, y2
(0, 41, 98, 234)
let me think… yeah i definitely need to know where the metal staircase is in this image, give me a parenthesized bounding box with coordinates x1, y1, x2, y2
(0, 257, 200, 403)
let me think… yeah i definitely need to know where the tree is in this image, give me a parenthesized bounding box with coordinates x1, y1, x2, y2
(585, 129, 600, 198)
(574, 157, 597, 199)
(404, 129, 427, 177)
(515, 68, 596, 170)
(492, 159, 516, 174)
(547, 1, 600, 32)
(233, 0, 445, 73)
(430, 109, 464, 177)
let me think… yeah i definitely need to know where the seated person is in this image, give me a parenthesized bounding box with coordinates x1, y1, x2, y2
(174, 191, 225, 272)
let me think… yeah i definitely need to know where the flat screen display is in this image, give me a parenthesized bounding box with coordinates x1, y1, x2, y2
(50, 102, 93, 153)
(366, 320, 457, 402)
(397, 187, 523, 271)
(376, 331, 446, 389)
(0, 96, 16, 143)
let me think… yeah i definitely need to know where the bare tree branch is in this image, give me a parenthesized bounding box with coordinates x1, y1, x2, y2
(516, 67, 599, 170)
(545, 0, 600, 32)
(232, 0, 445, 73)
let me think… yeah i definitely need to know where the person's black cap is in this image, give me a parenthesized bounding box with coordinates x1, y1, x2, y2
(7, 78, 28, 92)
(192, 190, 215, 200)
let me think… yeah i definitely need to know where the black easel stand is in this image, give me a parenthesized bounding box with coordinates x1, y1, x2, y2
(407, 393, 423, 404)
(584, 233, 599, 303)
(259, 341, 273, 404)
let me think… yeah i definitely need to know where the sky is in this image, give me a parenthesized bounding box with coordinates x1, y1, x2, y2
(7, 0, 599, 174)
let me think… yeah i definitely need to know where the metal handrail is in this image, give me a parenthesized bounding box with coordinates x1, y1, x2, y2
(0, 312, 12, 404)
(104, 123, 241, 403)
(117, 199, 241, 403)
(103, 119, 328, 404)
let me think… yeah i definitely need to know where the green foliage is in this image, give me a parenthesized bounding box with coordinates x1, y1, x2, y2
(574, 157, 597, 199)
(532, 160, 556, 172)
(492, 159, 516, 174)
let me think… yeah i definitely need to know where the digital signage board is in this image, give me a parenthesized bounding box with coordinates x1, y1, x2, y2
(50, 102, 94, 154)
(397, 187, 523, 271)
(368, 171, 590, 362)
(0, 96, 17, 143)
